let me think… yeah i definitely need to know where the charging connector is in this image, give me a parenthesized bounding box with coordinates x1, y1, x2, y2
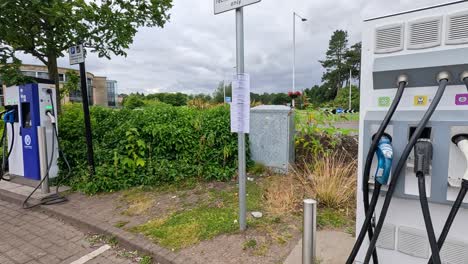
(427, 134, 468, 264)
(46, 111, 56, 124)
(375, 135, 393, 185)
(437, 71, 451, 83)
(364, 74, 450, 264)
(413, 139, 441, 264)
(461, 71, 468, 91)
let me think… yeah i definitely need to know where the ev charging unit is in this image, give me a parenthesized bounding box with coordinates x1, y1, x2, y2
(357, 1, 468, 263)
(4, 80, 58, 183)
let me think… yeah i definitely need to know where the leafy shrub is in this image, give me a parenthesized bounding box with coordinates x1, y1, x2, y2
(59, 103, 246, 194)
(333, 85, 360, 110)
(123, 96, 145, 109)
(295, 109, 357, 164)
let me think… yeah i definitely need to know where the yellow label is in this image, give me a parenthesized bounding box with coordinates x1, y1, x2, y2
(414, 96, 428, 106)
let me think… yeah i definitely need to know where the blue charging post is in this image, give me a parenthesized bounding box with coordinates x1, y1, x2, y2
(19, 84, 42, 181)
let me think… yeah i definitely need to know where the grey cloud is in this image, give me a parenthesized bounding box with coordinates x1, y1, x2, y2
(18, 0, 447, 95)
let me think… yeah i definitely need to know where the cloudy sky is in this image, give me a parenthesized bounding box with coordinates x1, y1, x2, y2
(21, 0, 448, 95)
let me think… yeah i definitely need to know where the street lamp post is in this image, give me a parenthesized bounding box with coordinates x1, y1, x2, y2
(349, 68, 352, 110)
(293, 12, 307, 108)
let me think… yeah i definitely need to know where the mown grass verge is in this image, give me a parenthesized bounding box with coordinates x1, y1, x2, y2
(130, 181, 263, 250)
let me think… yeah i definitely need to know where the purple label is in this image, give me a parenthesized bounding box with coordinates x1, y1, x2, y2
(456, 94, 468, 105)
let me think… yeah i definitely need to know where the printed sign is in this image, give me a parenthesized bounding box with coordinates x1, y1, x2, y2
(225, 97, 232, 103)
(69, 44, 85, 65)
(214, 0, 261, 14)
(414, 96, 428, 106)
(231, 73, 250, 134)
(456, 94, 468, 106)
(378, 97, 391, 107)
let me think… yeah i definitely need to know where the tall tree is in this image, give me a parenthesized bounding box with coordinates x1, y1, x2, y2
(319, 30, 349, 99)
(344, 42, 362, 86)
(0, 0, 172, 111)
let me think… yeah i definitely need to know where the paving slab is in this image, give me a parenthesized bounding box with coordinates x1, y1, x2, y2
(0, 199, 136, 264)
(284, 230, 355, 264)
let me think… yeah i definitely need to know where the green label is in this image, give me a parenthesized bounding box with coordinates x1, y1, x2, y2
(378, 97, 391, 107)
(45, 105, 53, 110)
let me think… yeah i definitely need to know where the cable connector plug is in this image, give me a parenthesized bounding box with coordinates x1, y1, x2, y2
(414, 138, 433, 177)
(374, 134, 393, 185)
(453, 134, 468, 181)
(46, 111, 56, 124)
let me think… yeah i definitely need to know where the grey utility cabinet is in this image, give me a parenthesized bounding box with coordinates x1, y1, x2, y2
(249, 105, 295, 173)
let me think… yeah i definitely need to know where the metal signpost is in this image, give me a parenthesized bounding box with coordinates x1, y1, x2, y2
(215, 0, 261, 231)
(69, 44, 95, 175)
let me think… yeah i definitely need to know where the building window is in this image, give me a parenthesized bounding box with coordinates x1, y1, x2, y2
(37, 72, 49, 79)
(21, 71, 36, 77)
(106, 81, 117, 107)
(69, 78, 94, 106)
(59, 74, 66, 82)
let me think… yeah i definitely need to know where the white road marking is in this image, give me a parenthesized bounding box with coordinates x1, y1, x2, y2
(70, 244, 112, 264)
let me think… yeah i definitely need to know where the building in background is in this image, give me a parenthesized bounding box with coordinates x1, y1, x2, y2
(1, 64, 117, 107)
(106, 80, 118, 107)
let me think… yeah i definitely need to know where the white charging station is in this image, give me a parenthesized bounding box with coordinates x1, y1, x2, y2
(357, 2, 468, 263)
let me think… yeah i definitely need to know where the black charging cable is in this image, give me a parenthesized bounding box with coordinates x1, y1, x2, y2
(346, 77, 408, 264)
(414, 139, 441, 264)
(363, 76, 450, 263)
(22, 91, 71, 209)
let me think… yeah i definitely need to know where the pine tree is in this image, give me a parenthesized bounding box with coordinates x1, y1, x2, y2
(319, 30, 349, 99)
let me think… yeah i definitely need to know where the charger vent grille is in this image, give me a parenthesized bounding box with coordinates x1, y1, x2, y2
(440, 239, 468, 264)
(376, 224, 396, 250)
(397, 226, 429, 259)
(447, 12, 468, 45)
(408, 17, 442, 49)
(375, 24, 404, 54)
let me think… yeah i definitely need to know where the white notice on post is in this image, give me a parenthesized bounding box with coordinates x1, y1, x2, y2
(231, 74, 250, 134)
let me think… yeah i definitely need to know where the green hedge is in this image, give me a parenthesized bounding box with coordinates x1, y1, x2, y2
(59, 103, 246, 194)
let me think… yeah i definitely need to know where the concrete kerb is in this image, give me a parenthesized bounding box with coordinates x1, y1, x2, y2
(0, 188, 189, 264)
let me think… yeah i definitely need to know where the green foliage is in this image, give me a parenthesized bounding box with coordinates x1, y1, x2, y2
(0, 0, 173, 60)
(333, 85, 360, 110)
(250, 92, 291, 106)
(308, 31, 361, 106)
(317, 208, 351, 229)
(295, 109, 354, 159)
(0, 47, 35, 86)
(59, 104, 246, 194)
(320, 30, 350, 99)
(139, 256, 152, 264)
(304, 85, 335, 106)
(130, 182, 262, 249)
(123, 96, 146, 110)
(0, 0, 172, 109)
(248, 163, 267, 176)
(213, 81, 232, 103)
(146, 92, 189, 106)
(243, 239, 258, 250)
(271, 93, 291, 105)
(60, 71, 80, 99)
